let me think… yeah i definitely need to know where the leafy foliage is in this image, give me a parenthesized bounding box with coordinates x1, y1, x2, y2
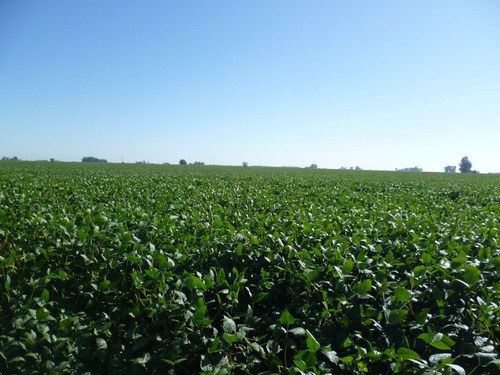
(459, 156, 472, 174)
(1, 162, 500, 374)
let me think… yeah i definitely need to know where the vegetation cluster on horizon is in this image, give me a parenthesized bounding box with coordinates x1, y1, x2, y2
(0, 154, 493, 175)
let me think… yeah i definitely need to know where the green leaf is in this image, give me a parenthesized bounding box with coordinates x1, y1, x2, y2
(188, 275, 206, 291)
(321, 349, 339, 364)
(96, 337, 107, 350)
(155, 253, 173, 270)
(289, 327, 307, 336)
(254, 292, 268, 303)
(77, 227, 87, 241)
(385, 250, 394, 263)
(304, 350, 318, 367)
(203, 274, 214, 289)
(443, 363, 466, 375)
(492, 257, 500, 274)
(416, 308, 429, 325)
(192, 299, 207, 325)
(223, 333, 238, 344)
(464, 265, 481, 285)
(136, 352, 151, 365)
(413, 265, 426, 278)
(440, 334, 455, 348)
(145, 268, 160, 279)
(162, 357, 188, 366)
(451, 251, 467, 266)
(126, 254, 141, 263)
(388, 309, 408, 325)
(36, 307, 51, 321)
(294, 359, 307, 371)
(280, 309, 296, 325)
(130, 273, 142, 288)
(397, 347, 420, 360)
(216, 268, 226, 283)
(98, 280, 111, 291)
(222, 316, 236, 334)
(394, 287, 410, 302)
(245, 305, 253, 323)
(383, 348, 396, 359)
(208, 337, 221, 353)
(306, 268, 320, 282)
(422, 252, 433, 263)
(306, 330, 321, 352)
(342, 259, 354, 274)
(59, 317, 72, 329)
(418, 333, 431, 344)
(357, 279, 372, 296)
(10, 356, 26, 363)
(4, 274, 10, 291)
(212, 218, 223, 229)
(431, 340, 451, 350)
(340, 356, 354, 363)
(40, 289, 50, 302)
(429, 353, 452, 366)
(266, 339, 280, 354)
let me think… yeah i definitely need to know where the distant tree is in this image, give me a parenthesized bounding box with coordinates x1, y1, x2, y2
(242, 162, 248, 167)
(11, 156, 19, 161)
(307, 164, 318, 169)
(396, 167, 423, 172)
(459, 156, 472, 173)
(355, 166, 362, 170)
(1, 156, 9, 161)
(193, 161, 205, 165)
(179, 159, 187, 165)
(82, 156, 107, 163)
(444, 165, 456, 173)
(50, 158, 55, 162)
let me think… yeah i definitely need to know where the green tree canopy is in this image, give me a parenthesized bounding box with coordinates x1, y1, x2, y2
(459, 157, 472, 173)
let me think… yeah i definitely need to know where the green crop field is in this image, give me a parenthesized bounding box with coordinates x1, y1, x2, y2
(1, 162, 500, 374)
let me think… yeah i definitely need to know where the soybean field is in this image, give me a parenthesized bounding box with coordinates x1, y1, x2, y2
(1, 162, 500, 374)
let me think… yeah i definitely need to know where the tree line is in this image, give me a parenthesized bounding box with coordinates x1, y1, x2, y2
(82, 156, 108, 163)
(1, 155, 482, 173)
(444, 156, 479, 174)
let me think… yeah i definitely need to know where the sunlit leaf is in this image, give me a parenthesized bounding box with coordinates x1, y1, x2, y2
(280, 309, 295, 325)
(306, 330, 321, 352)
(222, 316, 236, 334)
(397, 347, 420, 360)
(394, 287, 410, 302)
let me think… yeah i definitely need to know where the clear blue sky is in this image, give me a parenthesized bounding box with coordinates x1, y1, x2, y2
(1, 1, 499, 172)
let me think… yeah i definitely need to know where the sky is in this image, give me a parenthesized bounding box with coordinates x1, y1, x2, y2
(1, 1, 499, 172)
